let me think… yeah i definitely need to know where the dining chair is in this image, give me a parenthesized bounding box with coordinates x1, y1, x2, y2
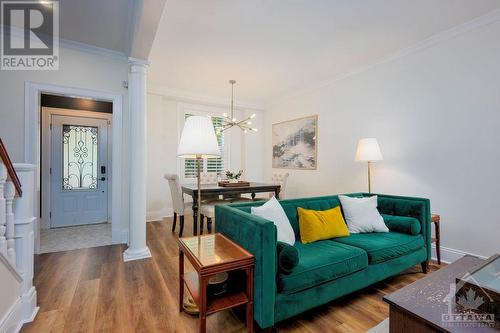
(199, 172, 232, 233)
(200, 172, 221, 202)
(164, 173, 191, 237)
(270, 172, 289, 199)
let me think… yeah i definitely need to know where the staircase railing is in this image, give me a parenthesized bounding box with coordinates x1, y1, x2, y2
(0, 138, 21, 268)
(0, 138, 38, 329)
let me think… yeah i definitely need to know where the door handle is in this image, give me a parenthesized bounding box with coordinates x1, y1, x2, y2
(100, 177, 106, 181)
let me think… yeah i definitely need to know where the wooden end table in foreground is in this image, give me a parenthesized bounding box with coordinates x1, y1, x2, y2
(178, 233, 255, 333)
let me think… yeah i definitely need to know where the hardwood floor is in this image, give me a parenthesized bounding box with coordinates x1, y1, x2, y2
(22, 216, 441, 333)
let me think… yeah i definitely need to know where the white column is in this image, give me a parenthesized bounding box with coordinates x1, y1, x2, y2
(12, 163, 38, 324)
(123, 58, 151, 262)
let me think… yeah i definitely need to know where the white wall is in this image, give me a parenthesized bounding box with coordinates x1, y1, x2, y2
(0, 46, 129, 161)
(146, 93, 265, 221)
(264, 20, 500, 258)
(0, 44, 130, 241)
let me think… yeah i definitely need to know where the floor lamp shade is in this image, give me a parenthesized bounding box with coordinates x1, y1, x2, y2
(177, 116, 221, 158)
(355, 138, 383, 162)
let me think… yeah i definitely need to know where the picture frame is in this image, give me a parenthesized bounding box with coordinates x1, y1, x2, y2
(272, 115, 318, 170)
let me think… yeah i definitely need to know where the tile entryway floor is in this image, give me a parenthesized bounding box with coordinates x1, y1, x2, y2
(39, 223, 112, 253)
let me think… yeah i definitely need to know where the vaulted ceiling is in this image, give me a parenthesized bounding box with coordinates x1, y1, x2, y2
(148, 0, 500, 106)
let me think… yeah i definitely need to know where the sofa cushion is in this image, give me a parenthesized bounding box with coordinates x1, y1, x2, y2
(333, 232, 424, 264)
(277, 241, 299, 274)
(339, 195, 388, 233)
(382, 214, 421, 235)
(280, 198, 343, 238)
(278, 240, 368, 294)
(297, 206, 349, 244)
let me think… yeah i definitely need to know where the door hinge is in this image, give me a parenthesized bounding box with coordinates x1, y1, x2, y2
(49, 211, 52, 219)
(50, 123, 52, 130)
(49, 167, 52, 175)
(108, 120, 111, 125)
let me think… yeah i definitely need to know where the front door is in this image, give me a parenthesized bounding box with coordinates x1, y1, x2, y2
(50, 115, 109, 227)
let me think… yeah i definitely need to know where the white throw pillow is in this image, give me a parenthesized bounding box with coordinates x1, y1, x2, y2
(338, 195, 389, 233)
(251, 196, 296, 245)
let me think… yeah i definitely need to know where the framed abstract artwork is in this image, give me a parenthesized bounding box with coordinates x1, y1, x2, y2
(272, 115, 317, 169)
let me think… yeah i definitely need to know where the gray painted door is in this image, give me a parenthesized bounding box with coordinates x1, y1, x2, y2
(50, 115, 108, 227)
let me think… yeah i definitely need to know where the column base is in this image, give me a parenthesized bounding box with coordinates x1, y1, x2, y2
(123, 246, 152, 262)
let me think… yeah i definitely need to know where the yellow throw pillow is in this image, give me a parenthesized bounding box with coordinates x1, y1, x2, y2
(298, 206, 350, 244)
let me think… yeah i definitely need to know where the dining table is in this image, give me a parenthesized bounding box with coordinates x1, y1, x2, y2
(181, 182, 281, 235)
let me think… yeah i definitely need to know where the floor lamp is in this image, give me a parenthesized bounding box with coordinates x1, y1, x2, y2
(355, 138, 383, 193)
(177, 115, 220, 314)
(177, 115, 221, 226)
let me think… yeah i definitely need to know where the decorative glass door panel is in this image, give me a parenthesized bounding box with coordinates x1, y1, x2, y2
(62, 125, 99, 190)
(51, 115, 109, 228)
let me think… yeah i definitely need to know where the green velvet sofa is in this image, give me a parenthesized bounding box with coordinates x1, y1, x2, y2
(215, 193, 431, 330)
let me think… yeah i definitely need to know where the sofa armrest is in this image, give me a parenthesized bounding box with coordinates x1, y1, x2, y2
(381, 214, 421, 235)
(370, 193, 432, 261)
(215, 205, 276, 329)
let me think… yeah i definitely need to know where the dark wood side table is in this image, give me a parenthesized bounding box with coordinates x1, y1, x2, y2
(178, 233, 255, 333)
(431, 214, 441, 265)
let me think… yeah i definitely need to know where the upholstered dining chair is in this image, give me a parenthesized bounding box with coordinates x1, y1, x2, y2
(198, 172, 232, 233)
(270, 172, 289, 199)
(200, 172, 221, 202)
(164, 174, 191, 237)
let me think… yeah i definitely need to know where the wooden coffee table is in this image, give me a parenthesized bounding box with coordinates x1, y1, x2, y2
(384, 255, 500, 332)
(178, 233, 255, 333)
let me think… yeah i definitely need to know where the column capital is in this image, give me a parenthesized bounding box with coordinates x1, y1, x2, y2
(128, 57, 149, 73)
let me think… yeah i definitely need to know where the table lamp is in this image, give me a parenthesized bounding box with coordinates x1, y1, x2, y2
(355, 138, 383, 193)
(177, 116, 221, 226)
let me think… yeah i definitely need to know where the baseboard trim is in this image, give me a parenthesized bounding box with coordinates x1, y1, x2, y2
(431, 244, 488, 264)
(146, 208, 174, 222)
(123, 246, 152, 262)
(0, 290, 38, 333)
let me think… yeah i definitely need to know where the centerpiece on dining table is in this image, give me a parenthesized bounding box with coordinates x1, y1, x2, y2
(218, 170, 250, 187)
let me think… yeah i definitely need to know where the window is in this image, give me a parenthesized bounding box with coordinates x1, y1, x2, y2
(62, 124, 98, 190)
(182, 113, 227, 180)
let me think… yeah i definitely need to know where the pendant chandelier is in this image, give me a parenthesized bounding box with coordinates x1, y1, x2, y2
(219, 80, 257, 133)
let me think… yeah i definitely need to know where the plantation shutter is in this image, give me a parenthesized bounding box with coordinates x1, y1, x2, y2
(206, 116, 224, 174)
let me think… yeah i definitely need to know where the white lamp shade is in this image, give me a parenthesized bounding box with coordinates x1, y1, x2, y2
(355, 138, 383, 162)
(177, 116, 221, 158)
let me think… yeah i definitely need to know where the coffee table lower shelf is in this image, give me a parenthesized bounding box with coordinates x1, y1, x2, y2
(184, 271, 249, 315)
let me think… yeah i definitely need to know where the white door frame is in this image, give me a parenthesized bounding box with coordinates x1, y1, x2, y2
(41, 108, 112, 229)
(25, 81, 125, 249)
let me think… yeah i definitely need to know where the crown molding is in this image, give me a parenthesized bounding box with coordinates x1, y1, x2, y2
(147, 84, 266, 111)
(1, 24, 128, 60)
(267, 8, 500, 107)
(60, 38, 128, 60)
